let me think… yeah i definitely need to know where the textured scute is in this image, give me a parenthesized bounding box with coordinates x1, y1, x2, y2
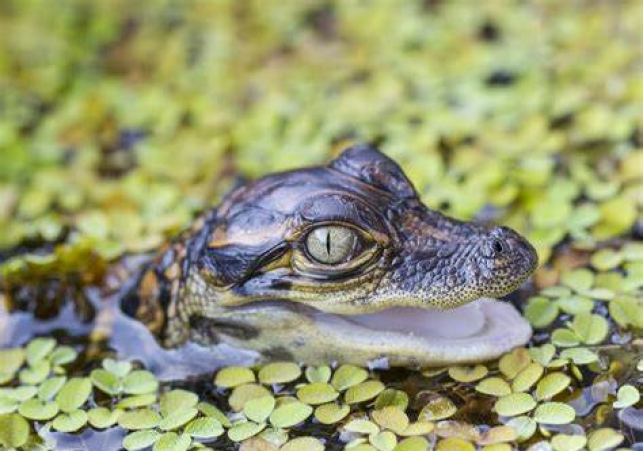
(329, 144, 418, 199)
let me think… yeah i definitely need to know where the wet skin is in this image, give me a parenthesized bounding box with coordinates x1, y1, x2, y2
(123, 145, 538, 367)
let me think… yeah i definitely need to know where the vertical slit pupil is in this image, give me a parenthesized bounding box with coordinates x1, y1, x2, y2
(326, 230, 332, 255)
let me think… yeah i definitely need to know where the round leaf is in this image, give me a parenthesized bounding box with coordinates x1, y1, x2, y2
(257, 362, 301, 385)
(533, 402, 576, 424)
(53, 409, 88, 432)
(88, 407, 123, 429)
(55, 377, 92, 412)
(269, 401, 312, 428)
(18, 398, 59, 420)
(123, 430, 161, 451)
(297, 382, 340, 405)
(0, 413, 30, 447)
(118, 408, 162, 430)
(494, 393, 536, 417)
(214, 367, 255, 388)
(184, 417, 224, 438)
(152, 432, 191, 451)
(123, 370, 158, 395)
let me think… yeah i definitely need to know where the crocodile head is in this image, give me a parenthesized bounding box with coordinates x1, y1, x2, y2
(132, 145, 537, 367)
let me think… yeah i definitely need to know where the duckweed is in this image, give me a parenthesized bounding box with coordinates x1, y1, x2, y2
(0, 1, 641, 450)
(532, 402, 576, 425)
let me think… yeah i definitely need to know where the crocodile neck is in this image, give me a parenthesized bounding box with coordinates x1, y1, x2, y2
(120, 210, 216, 343)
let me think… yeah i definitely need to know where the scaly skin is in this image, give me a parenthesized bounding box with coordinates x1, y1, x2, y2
(122, 145, 538, 367)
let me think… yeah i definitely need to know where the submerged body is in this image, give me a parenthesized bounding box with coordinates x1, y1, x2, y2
(123, 145, 538, 367)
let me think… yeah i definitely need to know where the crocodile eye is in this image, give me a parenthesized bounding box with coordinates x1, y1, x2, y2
(305, 226, 358, 264)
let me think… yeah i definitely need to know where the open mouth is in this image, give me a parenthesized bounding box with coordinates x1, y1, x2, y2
(346, 302, 488, 339)
(297, 297, 533, 366)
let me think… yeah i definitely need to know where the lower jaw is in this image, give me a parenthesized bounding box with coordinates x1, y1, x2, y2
(303, 298, 532, 367)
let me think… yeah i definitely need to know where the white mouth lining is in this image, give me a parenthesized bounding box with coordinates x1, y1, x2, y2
(344, 302, 487, 339)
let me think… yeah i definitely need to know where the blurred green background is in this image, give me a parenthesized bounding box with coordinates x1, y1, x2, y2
(0, 0, 641, 270)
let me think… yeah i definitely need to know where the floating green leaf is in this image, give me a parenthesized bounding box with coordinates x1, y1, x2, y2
(49, 346, 78, 367)
(228, 383, 271, 412)
(257, 362, 301, 385)
(184, 417, 224, 438)
(243, 395, 275, 423)
(533, 402, 576, 425)
(345, 380, 385, 404)
(499, 348, 531, 379)
(419, 396, 457, 421)
(375, 389, 409, 411)
(536, 372, 571, 400)
(305, 366, 331, 383)
(551, 434, 587, 451)
(560, 347, 598, 365)
(123, 370, 158, 395)
(524, 296, 559, 328)
(551, 328, 581, 348)
(152, 432, 191, 451)
(394, 436, 429, 451)
(506, 416, 536, 442)
(609, 295, 643, 328)
(103, 358, 132, 378)
(370, 430, 398, 451)
(25, 338, 56, 366)
(587, 428, 624, 451)
(372, 407, 409, 434)
(561, 268, 594, 292)
(197, 402, 231, 427)
(118, 408, 162, 430)
(571, 313, 608, 345)
(269, 401, 312, 428)
(159, 407, 198, 431)
(91, 369, 122, 395)
(53, 409, 88, 432)
(123, 430, 162, 451)
(88, 407, 123, 429)
(475, 377, 512, 397)
(613, 384, 640, 408)
(511, 362, 544, 393)
(215, 366, 255, 388)
(281, 437, 325, 451)
(38, 376, 66, 400)
(0, 348, 25, 383)
(118, 394, 158, 409)
(344, 418, 380, 434)
(227, 421, 266, 442)
(55, 377, 92, 412)
(331, 364, 368, 391)
(0, 413, 30, 448)
(494, 393, 536, 417)
(314, 402, 350, 424)
(18, 398, 59, 420)
(19, 360, 50, 385)
(297, 382, 340, 405)
(448, 365, 488, 383)
(160, 389, 198, 416)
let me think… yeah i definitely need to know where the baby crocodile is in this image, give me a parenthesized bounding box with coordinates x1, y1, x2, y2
(121, 144, 538, 367)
